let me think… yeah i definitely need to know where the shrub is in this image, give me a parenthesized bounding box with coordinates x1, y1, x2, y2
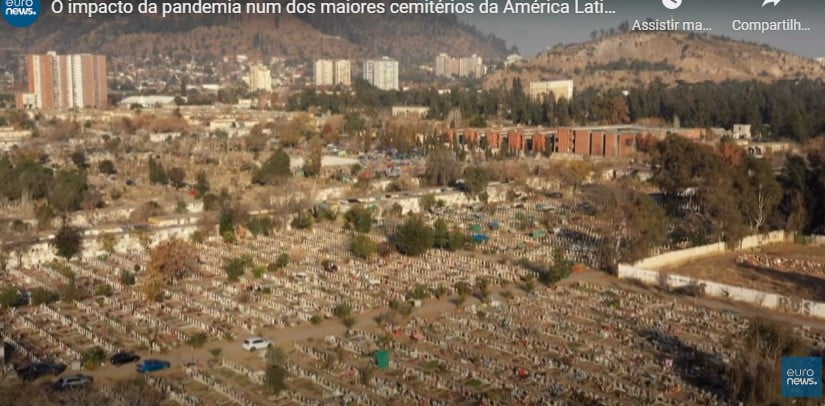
(350, 234, 377, 259)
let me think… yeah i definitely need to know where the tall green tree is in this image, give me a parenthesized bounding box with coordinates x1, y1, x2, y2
(253, 148, 291, 185)
(53, 225, 83, 260)
(394, 216, 434, 256)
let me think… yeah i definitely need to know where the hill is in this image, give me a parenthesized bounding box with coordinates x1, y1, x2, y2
(0, 9, 512, 64)
(484, 31, 825, 90)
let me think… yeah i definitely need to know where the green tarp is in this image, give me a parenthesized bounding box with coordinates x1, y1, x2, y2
(375, 349, 390, 369)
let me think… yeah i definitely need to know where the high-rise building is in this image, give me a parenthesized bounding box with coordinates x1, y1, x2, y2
(16, 52, 108, 110)
(435, 53, 484, 79)
(314, 59, 334, 87)
(435, 53, 452, 78)
(363, 57, 399, 91)
(333, 60, 351, 87)
(246, 64, 272, 91)
(459, 55, 484, 79)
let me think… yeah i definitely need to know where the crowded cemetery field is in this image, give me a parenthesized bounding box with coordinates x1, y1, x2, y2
(2, 195, 825, 405)
(659, 243, 825, 303)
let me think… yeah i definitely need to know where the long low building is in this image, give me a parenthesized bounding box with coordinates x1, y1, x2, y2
(444, 126, 704, 157)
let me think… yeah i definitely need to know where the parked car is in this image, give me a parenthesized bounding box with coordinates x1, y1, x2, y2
(242, 337, 271, 351)
(110, 351, 141, 366)
(136, 359, 171, 373)
(15, 362, 67, 382)
(53, 374, 93, 390)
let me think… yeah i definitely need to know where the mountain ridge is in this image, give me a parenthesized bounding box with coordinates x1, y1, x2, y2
(484, 31, 825, 90)
(0, 5, 513, 64)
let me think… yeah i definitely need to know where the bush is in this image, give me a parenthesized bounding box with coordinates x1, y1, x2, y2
(0, 285, 23, 308)
(344, 205, 373, 233)
(224, 256, 252, 282)
(187, 332, 208, 349)
(29, 287, 58, 305)
(247, 217, 274, 236)
(540, 250, 572, 285)
(394, 216, 433, 256)
(120, 269, 136, 286)
(275, 253, 290, 269)
(95, 283, 113, 297)
(350, 234, 377, 259)
(310, 315, 322, 325)
(408, 283, 430, 300)
(290, 212, 313, 230)
(82, 346, 106, 369)
(252, 265, 266, 279)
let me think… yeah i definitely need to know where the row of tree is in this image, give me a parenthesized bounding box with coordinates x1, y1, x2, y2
(290, 79, 824, 142)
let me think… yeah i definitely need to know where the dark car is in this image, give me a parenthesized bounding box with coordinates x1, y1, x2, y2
(53, 374, 93, 390)
(110, 351, 141, 366)
(16, 362, 67, 382)
(136, 359, 171, 373)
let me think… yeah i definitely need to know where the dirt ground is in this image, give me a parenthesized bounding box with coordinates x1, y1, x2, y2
(660, 243, 825, 301)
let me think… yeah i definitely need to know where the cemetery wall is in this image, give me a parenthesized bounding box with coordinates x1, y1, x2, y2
(634, 231, 789, 269)
(7, 224, 198, 269)
(617, 264, 825, 320)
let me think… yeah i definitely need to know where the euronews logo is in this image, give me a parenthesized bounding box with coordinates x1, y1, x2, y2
(783, 357, 823, 398)
(2, 0, 41, 27)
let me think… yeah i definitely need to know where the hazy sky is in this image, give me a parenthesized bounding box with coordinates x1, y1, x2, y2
(461, 0, 824, 57)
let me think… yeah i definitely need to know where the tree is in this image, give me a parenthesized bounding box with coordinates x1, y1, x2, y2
(290, 212, 313, 230)
(461, 166, 489, 200)
(740, 157, 781, 231)
(419, 193, 436, 213)
(48, 170, 88, 213)
(98, 160, 116, 175)
(0, 285, 22, 308)
(194, 171, 210, 197)
(141, 239, 199, 301)
(148, 157, 168, 185)
(224, 256, 252, 283)
(53, 225, 83, 259)
(554, 160, 590, 196)
(728, 319, 810, 405)
(168, 167, 186, 189)
(264, 346, 288, 394)
(424, 147, 461, 186)
(540, 249, 572, 285)
(29, 287, 58, 305)
(394, 216, 434, 256)
(350, 234, 377, 259)
(70, 151, 88, 169)
(587, 184, 668, 271)
(304, 137, 323, 177)
(344, 205, 373, 233)
(432, 219, 450, 249)
(219, 208, 236, 243)
(253, 148, 291, 185)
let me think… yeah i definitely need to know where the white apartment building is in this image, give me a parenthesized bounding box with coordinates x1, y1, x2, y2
(333, 59, 351, 86)
(314, 59, 334, 87)
(363, 57, 399, 91)
(246, 64, 272, 91)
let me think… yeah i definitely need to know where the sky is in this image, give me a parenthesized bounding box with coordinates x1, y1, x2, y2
(461, 0, 825, 57)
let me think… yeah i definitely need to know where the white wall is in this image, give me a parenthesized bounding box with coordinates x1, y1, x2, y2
(634, 231, 788, 269)
(618, 264, 825, 320)
(618, 231, 825, 320)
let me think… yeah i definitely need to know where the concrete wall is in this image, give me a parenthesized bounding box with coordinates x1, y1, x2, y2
(634, 231, 789, 269)
(618, 264, 825, 320)
(618, 231, 825, 320)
